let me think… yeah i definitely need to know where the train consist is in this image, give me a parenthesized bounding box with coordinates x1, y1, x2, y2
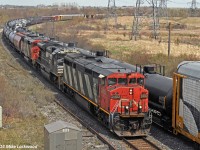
(3, 17, 152, 137)
(143, 64, 200, 145)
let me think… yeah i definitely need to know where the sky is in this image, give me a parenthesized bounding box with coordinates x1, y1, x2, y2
(0, 0, 196, 8)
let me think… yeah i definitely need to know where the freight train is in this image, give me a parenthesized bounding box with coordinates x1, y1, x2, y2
(143, 64, 200, 145)
(2, 17, 152, 137)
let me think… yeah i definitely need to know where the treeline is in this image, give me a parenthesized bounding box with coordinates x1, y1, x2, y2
(0, 6, 199, 27)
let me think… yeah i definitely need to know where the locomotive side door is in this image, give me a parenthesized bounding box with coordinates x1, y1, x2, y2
(98, 74, 107, 110)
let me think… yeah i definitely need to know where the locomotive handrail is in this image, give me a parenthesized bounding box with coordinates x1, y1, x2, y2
(111, 99, 121, 113)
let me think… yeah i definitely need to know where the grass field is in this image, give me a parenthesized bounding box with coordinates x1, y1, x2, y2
(0, 35, 54, 148)
(35, 16, 200, 76)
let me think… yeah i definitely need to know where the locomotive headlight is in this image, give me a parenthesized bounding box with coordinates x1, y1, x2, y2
(140, 93, 148, 99)
(138, 103, 142, 113)
(125, 106, 129, 114)
(129, 88, 133, 95)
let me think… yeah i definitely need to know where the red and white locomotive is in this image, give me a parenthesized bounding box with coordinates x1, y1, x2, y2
(63, 51, 151, 136)
(3, 17, 152, 137)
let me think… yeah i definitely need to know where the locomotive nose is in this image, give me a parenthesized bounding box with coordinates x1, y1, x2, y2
(110, 86, 148, 113)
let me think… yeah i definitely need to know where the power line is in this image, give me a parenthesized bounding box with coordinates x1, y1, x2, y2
(168, 0, 190, 5)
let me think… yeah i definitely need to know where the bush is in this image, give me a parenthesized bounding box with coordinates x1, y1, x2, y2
(119, 51, 199, 77)
(89, 32, 105, 39)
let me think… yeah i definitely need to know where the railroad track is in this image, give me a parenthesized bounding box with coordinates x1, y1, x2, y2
(123, 137, 162, 150)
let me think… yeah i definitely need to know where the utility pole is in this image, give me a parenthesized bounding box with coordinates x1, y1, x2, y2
(168, 22, 171, 59)
(105, 0, 117, 33)
(51, 14, 55, 38)
(190, 0, 198, 17)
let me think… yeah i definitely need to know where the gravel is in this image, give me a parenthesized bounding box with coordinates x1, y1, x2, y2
(150, 125, 196, 150)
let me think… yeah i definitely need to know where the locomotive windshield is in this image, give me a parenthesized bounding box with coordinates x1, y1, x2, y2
(137, 78, 144, 85)
(118, 78, 127, 85)
(129, 78, 136, 84)
(108, 78, 117, 86)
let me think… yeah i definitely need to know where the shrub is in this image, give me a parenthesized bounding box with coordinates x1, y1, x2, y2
(89, 32, 105, 39)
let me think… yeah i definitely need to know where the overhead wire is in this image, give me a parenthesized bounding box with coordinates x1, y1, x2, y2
(111, 0, 199, 7)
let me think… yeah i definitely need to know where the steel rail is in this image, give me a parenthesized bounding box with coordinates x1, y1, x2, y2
(122, 137, 162, 150)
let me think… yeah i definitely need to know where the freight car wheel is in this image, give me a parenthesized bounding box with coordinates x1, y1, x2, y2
(194, 142, 200, 150)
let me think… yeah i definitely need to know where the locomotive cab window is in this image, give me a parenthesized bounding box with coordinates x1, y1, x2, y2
(100, 78, 106, 86)
(108, 78, 117, 86)
(137, 78, 144, 86)
(129, 78, 136, 84)
(32, 43, 37, 46)
(118, 78, 127, 85)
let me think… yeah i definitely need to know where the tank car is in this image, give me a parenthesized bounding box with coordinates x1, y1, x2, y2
(145, 72, 173, 129)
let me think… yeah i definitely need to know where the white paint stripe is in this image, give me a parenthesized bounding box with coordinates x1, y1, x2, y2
(72, 68, 78, 90)
(84, 74, 93, 99)
(78, 71, 85, 95)
(67, 66, 72, 86)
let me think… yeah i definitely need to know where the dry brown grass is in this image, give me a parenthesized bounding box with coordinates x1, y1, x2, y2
(0, 117, 47, 149)
(32, 15, 200, 77)
(0, 35, 54, 147)
(6, 7, 200, 76)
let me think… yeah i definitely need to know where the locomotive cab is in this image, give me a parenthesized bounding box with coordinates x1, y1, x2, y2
(98, 72, 152, 136)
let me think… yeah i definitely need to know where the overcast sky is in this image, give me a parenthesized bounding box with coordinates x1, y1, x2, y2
(0, 0, 196, 8)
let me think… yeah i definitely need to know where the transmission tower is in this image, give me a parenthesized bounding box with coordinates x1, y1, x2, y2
(131, 0, 145, 40)
(105, 0, 118, 32)
(152, 0, 159, 39)
(131, 0, 168, 40)
(158, 0, 168, 18)
(152, 0, 168, 39)
(190, 0, 198, 16)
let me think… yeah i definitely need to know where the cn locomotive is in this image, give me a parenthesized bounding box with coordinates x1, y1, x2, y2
(3, 17, 152, 137)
